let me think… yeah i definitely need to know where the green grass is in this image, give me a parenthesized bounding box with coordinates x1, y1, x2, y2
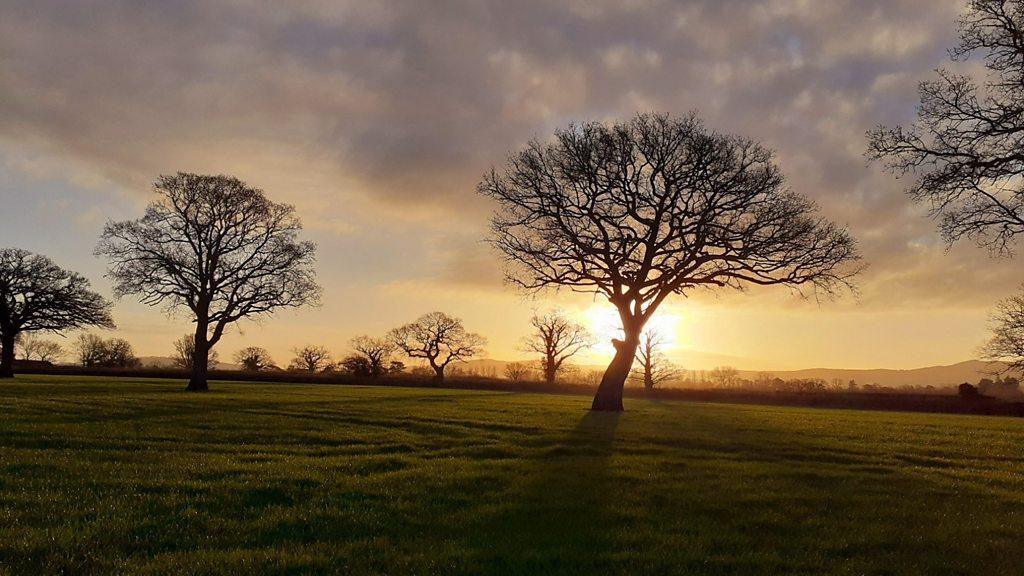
(2, 376, 1024, 575)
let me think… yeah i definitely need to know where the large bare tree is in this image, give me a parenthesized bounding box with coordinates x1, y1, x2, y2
(97, 173, 320, 391)
(0, 248, 113, 377)
(868, 0, 1024, 253)
(522, 310, 593, 384)
(631, 329, 679, 391)
(480, 113, 860, 411)
(389, 312, 485, 380)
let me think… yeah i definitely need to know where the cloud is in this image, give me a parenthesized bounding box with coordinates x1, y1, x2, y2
(1, 0, 1012, 317)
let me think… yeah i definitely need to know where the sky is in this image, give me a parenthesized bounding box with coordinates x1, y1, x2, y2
(0, 0, 1015, 371)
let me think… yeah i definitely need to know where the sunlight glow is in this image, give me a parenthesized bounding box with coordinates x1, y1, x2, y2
(580, 305, 683, 361)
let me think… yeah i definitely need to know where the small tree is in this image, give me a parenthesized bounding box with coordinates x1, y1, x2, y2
(75, 334, 107, 367)
(15, 334, 65, 364)
(339, 355, 373, 377)
(349, 336, 395, 377)
(233, 347, 274, 371)
(710, 366, 740, 389)
(96, 173, 320, 391)
(521, 310, 593, 384)
(0, 249, 113, 377)
(505, 361, 530, 382)
(74, 335, 140, 368)
(868, 1, 1024, 254)
(389, 312, 485, 380)
(103, 338, 141, 368)
(173, 334, 220, 370)
(631, 329, 679, 390)
(289, 345, 332, 372)
(480, 113, 859, 411)
(959, 382, 981, 398)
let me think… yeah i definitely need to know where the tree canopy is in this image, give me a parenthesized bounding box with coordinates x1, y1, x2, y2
(96, 173, 320, 390)
(389, 312, 485, 380)
(480, 113, 860, 410)
(868, 0, 1024, 254)
(522, 310, 593, 384)
(0, 248, 113, 377)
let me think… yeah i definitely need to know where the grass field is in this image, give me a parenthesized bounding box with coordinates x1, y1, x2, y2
(2, 376, 1024, 575)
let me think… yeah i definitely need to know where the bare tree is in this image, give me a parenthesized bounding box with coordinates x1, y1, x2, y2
(521, 310, 593, 384)
(0, 248, 114, 377)
(631, 329, 679, 390)
(96, 173, 320, 391)
(981, 290, 1024, 372)
(75, 334, 107, 367)
(710, 366, 740, 389)
(233, 346, 275, 371)
(15, 334, 65, 364)
(73, 334, 139, 368)
(103, 338, 141, 368)
(868, 1, 1024, 254)
(349, 336, 395, 377)
(289, 345, 332, 372)
(504, 361, 530, 382)
(172, 334, 220, 370)
(389, 312, 485, 380)
(479, 113, 860, 410)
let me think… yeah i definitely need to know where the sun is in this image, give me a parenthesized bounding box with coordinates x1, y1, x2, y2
(580, 305, 682, 362)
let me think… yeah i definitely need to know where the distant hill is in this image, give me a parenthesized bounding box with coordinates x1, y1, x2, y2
(138, 356, 241, 371)
(136, 355, 1009, 389)
(460, 358, 1011, 389)
(734, 360, 1010, 388)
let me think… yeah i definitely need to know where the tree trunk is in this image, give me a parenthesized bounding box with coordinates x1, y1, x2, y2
(544, 358, 557, 385)
(187, 324, 210, 392)
(0, 333, 15, 378)
(431, 360, 445, 382)
(591, 333, 640, 411)
(643, 362, 654, 391)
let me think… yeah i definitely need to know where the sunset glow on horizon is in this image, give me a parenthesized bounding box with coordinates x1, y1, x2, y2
(0, 0, 1012, 372)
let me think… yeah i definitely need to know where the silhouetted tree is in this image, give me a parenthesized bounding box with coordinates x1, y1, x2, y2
(233, 346, 274, 371)
(981, 290, 1024, 372)
(869, 1, 1024, 253)
(480, 113, 860, 410)
(521, 310, 593, 384)
(102, 338, 141, 368)
(505, 361, 530, 382)
(388, 361, 406, 375)
(172, 333, 220, 370)
(349, 335, 395, 377)
(73, 334, 139, 368)
(289, 345, 332, 372)
(710, 366, 740, 389)
(959, 382, 981, 398)
(75, 334, 107, 367)
(339, 355, 372, 376)
(15, 334, 64, 364)
(631, 329, 679, 390)
(389, 312, 485, 380)
(96, 173, 320, 391)
(0, 248, 114, 377)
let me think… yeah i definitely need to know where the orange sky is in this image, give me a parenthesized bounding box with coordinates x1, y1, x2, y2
(0, 0, 1011, 371)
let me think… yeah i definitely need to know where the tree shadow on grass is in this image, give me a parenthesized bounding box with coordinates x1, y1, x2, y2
(454, 409, 624, 574)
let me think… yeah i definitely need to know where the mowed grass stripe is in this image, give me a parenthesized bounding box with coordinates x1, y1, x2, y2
(1, 375, 1023, 575)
